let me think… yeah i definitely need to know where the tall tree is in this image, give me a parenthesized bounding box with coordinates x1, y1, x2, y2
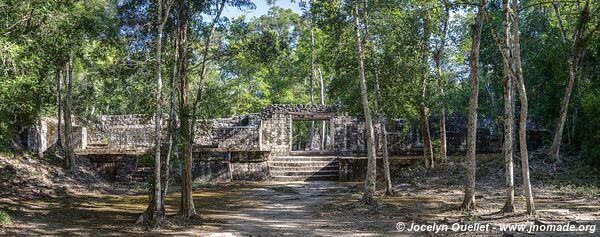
(189, 0, 227, 151)
(433, 1, 449, 162)
(318, 67, 327, 149)
(56, 69, 63, 148)
(163, 31, 180, 205)
(64, 54, 75, 173)
(177, 0, 196, 219)
(362, 0, 393, 195)
(137, 0, 173, 227)
(352, 1, 377, 206)
(549, 0, 597, 161)
(419, 10, 434, 169)
(511, 0, 535, 215)
(500, 0, 515, 214)
(309, 27, 316, 150)
(461, 0, 486, 211)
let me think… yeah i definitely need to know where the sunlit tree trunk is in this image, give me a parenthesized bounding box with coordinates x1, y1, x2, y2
(138, 0, 173, 227)
(318, 67, 326, 150)
(433, 4, 449, 162)
(362, 0, 393, 195)
(177, 0, 196, 219)
(163, 32, 179, 202)
(309, 28, 316, 150)
(511, 0, 535, 215)
(461, 0, 485, 211)
(500, 0, 515, 213)
(352, 3, 377, 206)
(419, 13, 434, 169)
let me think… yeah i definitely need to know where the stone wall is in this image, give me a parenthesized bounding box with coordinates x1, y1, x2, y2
(87, 114, 156, 150)
(338, 157, 417, 182)
(261, 113, 292, 159)
(27, 104, 552, 184)
(27, 118, 87, 151)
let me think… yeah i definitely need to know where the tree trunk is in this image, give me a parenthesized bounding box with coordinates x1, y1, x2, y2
(189, 0, 226, 152)
(419, 13, 434, 169)
(548, 0, 592, 161)
(152, 7, 164, 225)
(500, 0, 515, 213)
(138, 0, 174, 227)
(511, 0, 535, 215)
(64, 55, 75, 173)
(549, 56, 579, 161)
(36, 119, 44, 159)
(434, 4, 449, 162)
(460, 0, 485, 211)
(318, 67, 326, 149)
(56, 69, 62, 147)
(309, 28, 316, 150)
(362, 0, 393, 195)
(352, 3, 377, 206)
(177, 0, 196, 219)
(163, 31, 179, 202)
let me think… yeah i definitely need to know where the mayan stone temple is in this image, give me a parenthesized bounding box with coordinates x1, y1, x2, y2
(28, 104, 533, 185)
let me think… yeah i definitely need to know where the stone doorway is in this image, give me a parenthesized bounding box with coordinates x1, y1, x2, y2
(291, 120, 331, 151)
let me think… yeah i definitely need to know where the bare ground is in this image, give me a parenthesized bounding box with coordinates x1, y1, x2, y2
(1, 153, 599, 236)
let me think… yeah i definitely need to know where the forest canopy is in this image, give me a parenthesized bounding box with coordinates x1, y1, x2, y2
(1, 0, 599, 163)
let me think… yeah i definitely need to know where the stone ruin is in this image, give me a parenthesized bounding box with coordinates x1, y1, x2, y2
(28, 104, 548, 183)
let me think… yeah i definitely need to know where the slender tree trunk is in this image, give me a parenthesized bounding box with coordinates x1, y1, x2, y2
(177, 0, 196, 219)
(56, 69, 62, 147)
(309, 28, 316, 150)
(36, 119, 44, 159)
(152, 8, 164, 227)
(549, 56, 580, 161)
(163, 31, 179, 201)
(361, 0, 392, 195)
(460, 0, 485, 211)
(420, 14, 434, 169)
(434, 4, 449, 162)
(353, 3, 377, 206)
(437, 80, 447, 161)
(189, 0, 226, 152)
(138, 0, 173, 226)
(64, 55, 75, 173)
(549, 0, 592, 161)
(500, 0, 515, 213)
(318, 67, 326, 150)
(511, 0, 535, 215)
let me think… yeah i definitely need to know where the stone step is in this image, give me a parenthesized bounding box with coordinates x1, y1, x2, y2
(268, 161, 338, 167)
(275, 156, 338, 162)
(112, 182, 146, 189)
(290, 150, 335, 156)
(269, 165, 340, 173)
(270, 169, 338, 177)
(271, 174, 339, 181)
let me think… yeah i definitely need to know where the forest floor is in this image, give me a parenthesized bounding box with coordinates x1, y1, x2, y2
(1, 153, 599, 236)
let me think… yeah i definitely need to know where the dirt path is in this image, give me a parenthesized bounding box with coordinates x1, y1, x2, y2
(1, 181, 397, 236)
(0, 154, 600, 236)
(2, 179, 599, 236)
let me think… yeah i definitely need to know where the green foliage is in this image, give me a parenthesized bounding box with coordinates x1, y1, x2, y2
(0, 210, 11, 226)
(0, 0, 600, 164)
(580, 90, 600, 165)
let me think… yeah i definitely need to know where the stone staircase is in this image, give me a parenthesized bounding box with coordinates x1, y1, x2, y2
(269, 155, 339, 181)
(113, 166, 152, 189)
